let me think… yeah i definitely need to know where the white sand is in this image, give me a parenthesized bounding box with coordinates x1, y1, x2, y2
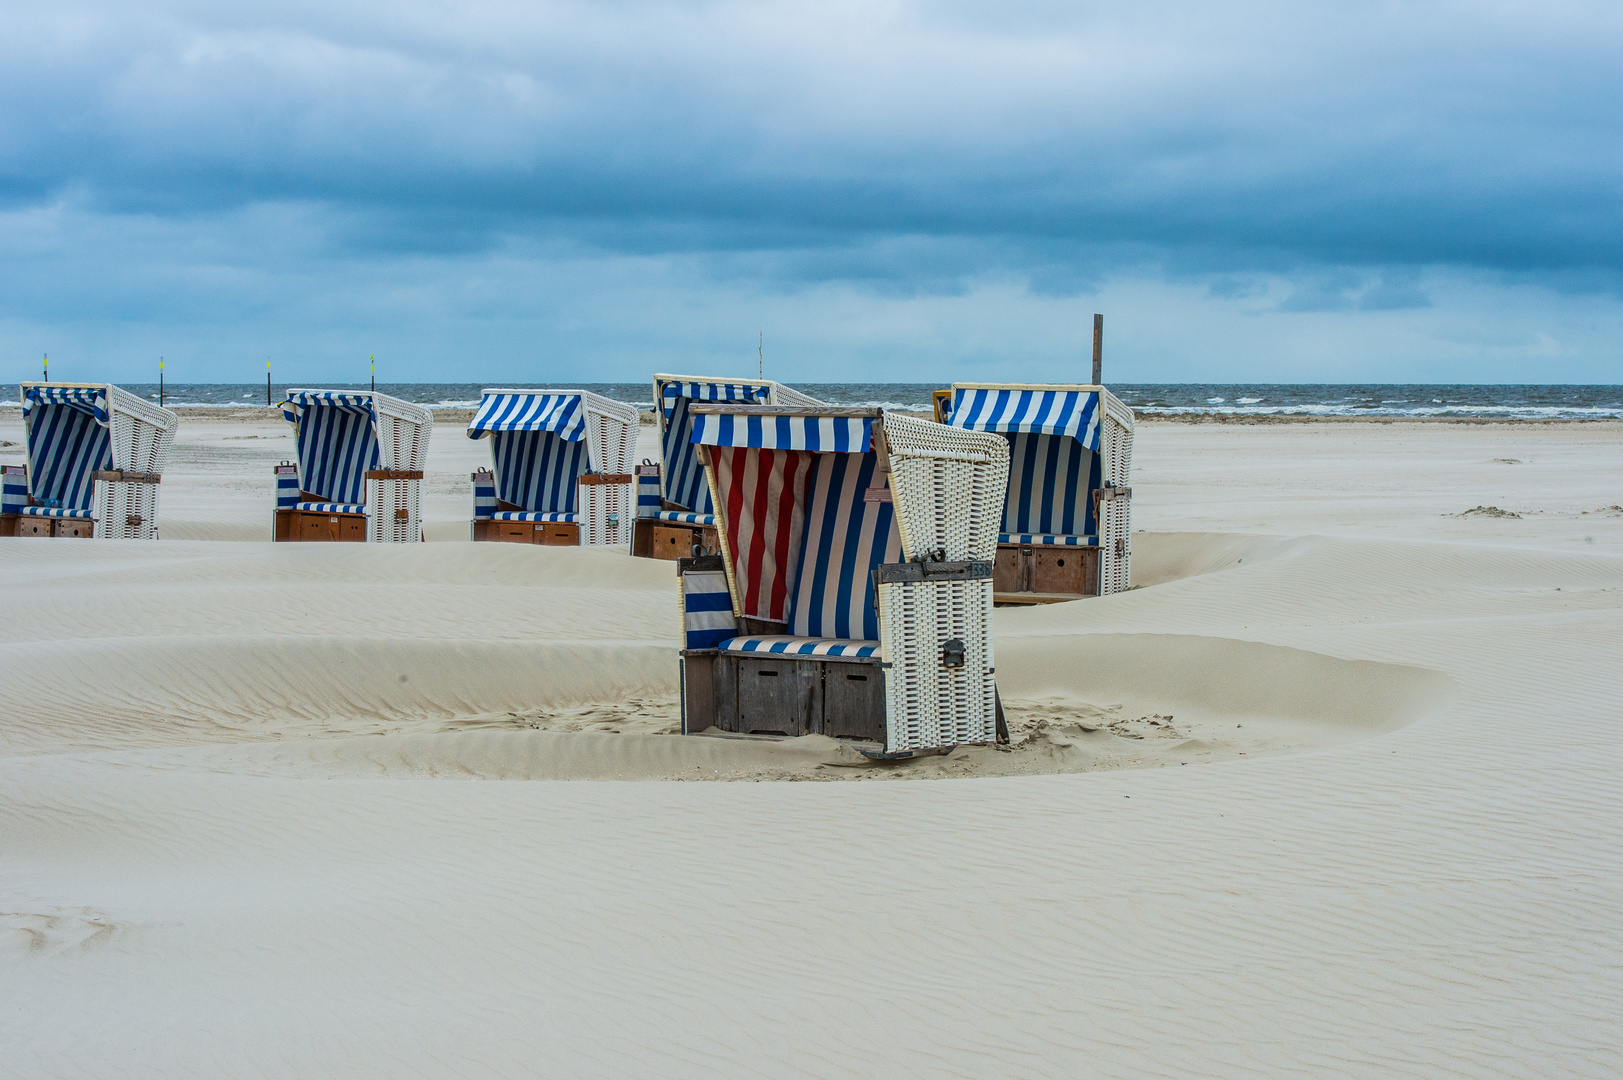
(2, 412, 1621, 1076)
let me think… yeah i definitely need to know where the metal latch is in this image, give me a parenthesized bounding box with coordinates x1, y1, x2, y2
(942, 638, 965, 668)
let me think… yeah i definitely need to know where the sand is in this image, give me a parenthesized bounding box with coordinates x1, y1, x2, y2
(2, 411, 1621, 1076)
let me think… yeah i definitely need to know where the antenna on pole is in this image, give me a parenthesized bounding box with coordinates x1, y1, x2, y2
(159, 357, 164, 407)
(758, 332, 763, 380)
(1091, 314, 1104, 385)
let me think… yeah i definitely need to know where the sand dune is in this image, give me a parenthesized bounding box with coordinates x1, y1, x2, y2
(2, 412, 1621, 1077)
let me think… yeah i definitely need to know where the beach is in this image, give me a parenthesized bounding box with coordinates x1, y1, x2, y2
(2, 411, 1621, 1076)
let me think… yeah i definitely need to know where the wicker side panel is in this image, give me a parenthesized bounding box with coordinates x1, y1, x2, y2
(1097, 410, 1133, 594)
(92, 479, 161, 540)
(374, 412, 431, 472)
(580, 479, 632, 546)
(880, 413, 1009, 562)
(1099, 491, 1131, 594)
(366, 478, 421, 542)
(107, 410, 174, 475)
(877, 577, 996, 753)
(586, 412, 636, 476)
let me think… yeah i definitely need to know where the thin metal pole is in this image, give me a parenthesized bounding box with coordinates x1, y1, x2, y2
(159, 357, 164, 407)
(370, 354, 375, 394)
(758, 333, 762, 380)
(43, 353, 48, 382)
(267, 358, 272, 407)
(1091, 314, 1103, 385)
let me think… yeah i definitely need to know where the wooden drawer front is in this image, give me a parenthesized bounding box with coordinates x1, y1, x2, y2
(17, 517, 54, 538)
(53, 518, 95, 538)
(536, 523, 580, 546)
(994, 545, 1025, 592)
(1032, 547, 1096, 596)
(734, 658, 820, 737)
(650, 524, 698, 559)
(294, 510, 367, 542)
(697, 653, 885, 741)
(822, 665, 886, 741)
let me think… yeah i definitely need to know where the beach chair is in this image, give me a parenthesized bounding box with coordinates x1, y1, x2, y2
(274, 389, 432, 542)
(2, 382, 177, 540)
(632, 374, 825, 560)
(466, 389, 638, 546)
(938, 383, 1134, 601)
(676, 403, 1010, 757)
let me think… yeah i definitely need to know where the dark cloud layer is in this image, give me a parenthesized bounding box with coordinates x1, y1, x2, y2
(5, 0, 1620, 273)
(1, 0, 1620, 381)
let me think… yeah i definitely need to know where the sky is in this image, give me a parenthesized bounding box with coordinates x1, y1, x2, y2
(2, 0, 1621, 385)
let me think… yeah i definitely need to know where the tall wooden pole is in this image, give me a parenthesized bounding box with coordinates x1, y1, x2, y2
(1091, 314, 1103, 385)
(267, 358, 272, 407)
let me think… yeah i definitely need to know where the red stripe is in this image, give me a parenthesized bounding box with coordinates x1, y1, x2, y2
(770, 451, 803, 619)
(745, 449, 774, 616)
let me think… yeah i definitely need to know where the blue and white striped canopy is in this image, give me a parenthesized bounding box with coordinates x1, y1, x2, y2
(690, 413, 873, 452)
(467, 392, 587, 441)
(280, 390, 375, 424)
(279, 391, 379, 505)
(22, 385, 109, 424)
(659, 381, 772, 410)
(947, 388, 1101, 451)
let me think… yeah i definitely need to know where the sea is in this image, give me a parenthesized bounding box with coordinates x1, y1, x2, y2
(6, 383, 1622, 420)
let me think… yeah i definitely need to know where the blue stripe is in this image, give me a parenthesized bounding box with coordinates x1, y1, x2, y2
(467, 393, 587, 440)
(949, 388, 1100, 448)
(788, 452, 898, 640)
(24, 403, 112, 511)
(691, 413, 873, 451)
(490, 431, 589, 514)
(285, 397, 379, 504)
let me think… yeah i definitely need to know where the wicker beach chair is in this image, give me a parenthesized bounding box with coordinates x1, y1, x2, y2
(466, 389, 638, 546)
(632, 374, 825, 560)
(676, 403, 1010, 757)
(274, 390, 432, 543)
(2, 382, 177, 540)
(938, 383, 1135, 601)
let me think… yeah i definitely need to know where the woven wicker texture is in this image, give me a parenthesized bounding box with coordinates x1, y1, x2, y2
(370, 405, 430, 543)
(880, 412, 1009, 563)
(1097, 393, 1135, 594)
(580, 480, 632, 546)
(877, 576, 996, 752)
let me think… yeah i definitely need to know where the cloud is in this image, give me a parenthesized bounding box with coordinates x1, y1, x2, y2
(1, 0, 1621, 379)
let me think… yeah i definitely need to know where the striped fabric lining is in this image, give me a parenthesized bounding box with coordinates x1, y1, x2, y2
(690, 413, 873, 452)
(282, 394, 379, 505)
(20, 506, 95, 519)
(1002, 432, 1100, 538)
(490, 511, 577, 522)
(658, 381, 772, 514)
(655, 511, 715, 525)
(681, 570, 736, 650)
(718, 637, 881, 658)
(22, 385, 109, 423)
(294, 501, 366, 515)
(23, 398, 112, 511)
(1, 466, 27, 515)
(788, 452, 899, 640)
(466, 393, 586, 440)
(636, 467, 662, 519)
(275, 466, 302, 509)
(489, 431, 589, 515)
(472, 472, 498, 519)
(709, 446, 811, 625)
(948, 387, 1101, 449)
(999, 533, 1098, 546)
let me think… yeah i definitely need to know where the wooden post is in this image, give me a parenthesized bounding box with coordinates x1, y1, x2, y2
(267, 358, 272, 407)
(1091, 314, 1103, 385)
(159, 357, 164, 407)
